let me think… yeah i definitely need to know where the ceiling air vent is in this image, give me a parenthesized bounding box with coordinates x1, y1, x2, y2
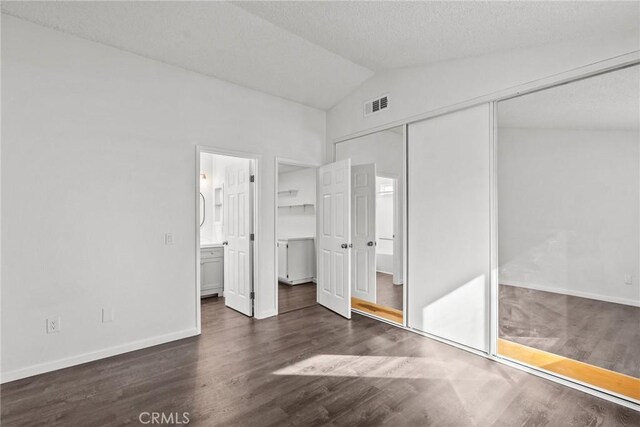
(364, 94, 389, 117)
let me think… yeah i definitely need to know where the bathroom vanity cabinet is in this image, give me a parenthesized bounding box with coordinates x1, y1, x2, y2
(201, 245, 223, 297)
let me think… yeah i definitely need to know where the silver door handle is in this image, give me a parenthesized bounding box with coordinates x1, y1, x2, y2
(341, 243, 348, 249)
(222, 241, 228, 246)
(367, 241, 375, 246)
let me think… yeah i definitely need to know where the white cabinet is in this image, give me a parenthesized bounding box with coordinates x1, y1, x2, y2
(278, 238, 315, 285)
(201, 246, 224, 297)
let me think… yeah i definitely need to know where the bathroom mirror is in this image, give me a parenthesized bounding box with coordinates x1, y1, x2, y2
(335, 125, 405, 323)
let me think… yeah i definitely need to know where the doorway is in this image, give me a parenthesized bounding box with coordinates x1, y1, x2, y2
(197, 148, 258, 325)
(275, 160, 319, 314)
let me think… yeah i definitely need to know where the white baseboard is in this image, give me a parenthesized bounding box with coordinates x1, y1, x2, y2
(256, 309, 277, 319)
(0, 327, 200, 384)
(501, 280, 640, 307)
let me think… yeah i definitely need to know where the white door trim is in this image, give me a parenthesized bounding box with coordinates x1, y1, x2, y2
(375, 172, 402, 284)
(195, 145, 261, 331)
(274, 157, 321, 315)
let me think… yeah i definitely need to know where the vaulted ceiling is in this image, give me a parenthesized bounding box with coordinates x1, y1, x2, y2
(2, 1, 638, 110)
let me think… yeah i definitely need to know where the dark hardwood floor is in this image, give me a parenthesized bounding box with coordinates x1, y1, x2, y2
(376, 272, 403, 311)
(2, 297, 638, 426)
(278, 282, 317, 314)
(500, 284, 640, 378)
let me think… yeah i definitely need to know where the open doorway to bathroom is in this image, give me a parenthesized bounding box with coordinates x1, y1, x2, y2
(276, 160, 318, 314)
(198, 148, 258, 320)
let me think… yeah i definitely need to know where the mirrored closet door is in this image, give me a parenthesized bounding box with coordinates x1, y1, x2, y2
(497, 65, 640, 401)
(335, 126, 405, 324)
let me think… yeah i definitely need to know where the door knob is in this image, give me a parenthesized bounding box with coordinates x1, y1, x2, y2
(222, 241, 228, 246)
(367, 241, 374, 246)
(341, 243, 348, 249)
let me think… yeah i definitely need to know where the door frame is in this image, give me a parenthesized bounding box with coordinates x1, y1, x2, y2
(375, 172, 402, 284)
(195, 146, 261, 332)
(274, 157, 321, 315)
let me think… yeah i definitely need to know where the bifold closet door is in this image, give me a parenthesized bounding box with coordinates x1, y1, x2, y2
(407, 104, 491, 352)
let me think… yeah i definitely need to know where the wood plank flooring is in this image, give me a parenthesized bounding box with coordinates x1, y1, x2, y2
(500, 284, 640, 378)
(278, 282, 317, 314)
(352, 297, 403, 324)
(499, 339, 640, 400)
(2, 298, 639, 426)
(376, 272, 403, 311)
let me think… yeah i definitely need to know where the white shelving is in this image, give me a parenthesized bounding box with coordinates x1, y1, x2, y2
(277, 204, 315, 209)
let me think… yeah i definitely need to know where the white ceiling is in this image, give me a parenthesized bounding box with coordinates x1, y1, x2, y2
(235, 1, 640, 71)
(2, 1, 638, 110)
(0, 1, 372, 110)
(499, 65, 640, 131)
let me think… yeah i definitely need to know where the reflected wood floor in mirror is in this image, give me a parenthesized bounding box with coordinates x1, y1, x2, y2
(3, 298, 637, 426)
(278, 282, 317, 314)
(352, 297, 403, 324)
(376, 272, 403, 310)
(499, 284, 640, 378)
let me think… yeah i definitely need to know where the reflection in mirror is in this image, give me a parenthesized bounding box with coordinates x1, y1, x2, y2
(497, 65, 640, 400)
(336, 126, 404, 323)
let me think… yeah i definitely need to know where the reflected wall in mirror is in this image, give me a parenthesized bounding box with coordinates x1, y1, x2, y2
(497, 65, 640, 401)
(336, 126, 404, 323)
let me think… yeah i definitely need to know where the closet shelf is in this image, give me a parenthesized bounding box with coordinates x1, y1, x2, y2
(278, 204, 315, 209)
(278, 190, 299, 196)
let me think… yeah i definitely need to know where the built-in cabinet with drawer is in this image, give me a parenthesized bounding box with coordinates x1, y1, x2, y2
(201, 246, 224, 297)
(278, 237, 315, 285)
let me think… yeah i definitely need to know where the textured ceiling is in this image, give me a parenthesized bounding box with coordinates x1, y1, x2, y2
(0, 1, 373, 110)
(2, 1, 638, 110)
(234, 1, 639, 71)
(499, 66, 640, 131)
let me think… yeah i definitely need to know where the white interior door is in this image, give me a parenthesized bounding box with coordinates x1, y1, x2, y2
(317, 159, 352, 318)
(223, 158, 253, 317)
(351, 164, 376, 303)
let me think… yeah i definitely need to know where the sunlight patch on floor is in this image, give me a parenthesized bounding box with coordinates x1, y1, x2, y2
(273, 354, 450, 379)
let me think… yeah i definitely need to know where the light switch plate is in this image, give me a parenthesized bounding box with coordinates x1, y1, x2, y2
(47, 316, 61, 334)
(102, 308, 114, 323)
(165, 233, 174, 245)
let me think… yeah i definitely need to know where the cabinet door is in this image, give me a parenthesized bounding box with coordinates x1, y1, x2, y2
(288, 240, 313, 282)
(202, 258, 223, 291)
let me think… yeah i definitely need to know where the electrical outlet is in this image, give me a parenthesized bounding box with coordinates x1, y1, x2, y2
(624, 274, 633, 285)
(46, 317, 61, 334)
(165, 233, 174, 245)
(102, 308, 114, 323)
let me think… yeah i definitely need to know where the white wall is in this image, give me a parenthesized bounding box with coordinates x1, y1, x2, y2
(1, 16, 325, 381)
(277, 167, 316, 239)
(326, 33, 638, 146)
(498, 128, 640, 306)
